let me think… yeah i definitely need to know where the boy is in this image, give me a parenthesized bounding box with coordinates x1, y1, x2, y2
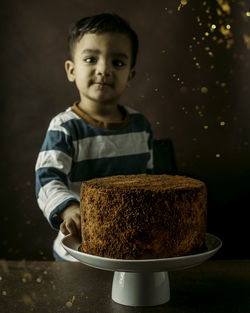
(35, 13, 153, 261)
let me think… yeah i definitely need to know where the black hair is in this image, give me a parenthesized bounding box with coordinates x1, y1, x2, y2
(67, 13, 139, 68)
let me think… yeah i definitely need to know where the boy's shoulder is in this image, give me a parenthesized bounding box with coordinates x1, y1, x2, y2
(124, 105, 138, 115)
(124, 105, 148, 119)
(50, 106, 79, 123)
(48, 106, 80, 132)
(124, 105, 151, 125)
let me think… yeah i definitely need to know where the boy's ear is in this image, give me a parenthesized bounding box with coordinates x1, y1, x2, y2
(65, 60, 75, 82)
(127, 68, 136, 87)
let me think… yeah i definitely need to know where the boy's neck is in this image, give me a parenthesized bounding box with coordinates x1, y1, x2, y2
(78, 99, 123, 123)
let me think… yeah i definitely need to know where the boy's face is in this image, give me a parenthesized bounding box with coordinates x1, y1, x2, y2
(65, 32, 135, 106)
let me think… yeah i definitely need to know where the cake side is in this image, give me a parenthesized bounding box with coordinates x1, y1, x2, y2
(79, 174, 207, 259)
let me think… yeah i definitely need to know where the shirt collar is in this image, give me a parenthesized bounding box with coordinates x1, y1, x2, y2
(71, 102, 130, 130)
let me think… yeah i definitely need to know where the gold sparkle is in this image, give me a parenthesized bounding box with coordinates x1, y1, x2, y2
(246, 12, 250, 17)
(65, 296, 76, 308)
(220, 121, 226, 126)
(217, 0, 231, 14)
(220, 25, 232, 38)
(201, 87, 208, 94)
(66, 301, 73, 308)
(204, 125, 208, 129)
(243, 34, 250, 49)
(178, 0, 188, 10)
(217, 8, 222, 16)
(211, 24, 216, 29)
(215, 154, 221, 158)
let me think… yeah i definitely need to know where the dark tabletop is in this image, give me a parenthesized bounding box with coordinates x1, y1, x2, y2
(0, 259, 249, 313)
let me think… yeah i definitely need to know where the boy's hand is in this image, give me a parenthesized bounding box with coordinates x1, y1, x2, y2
(60, 203, 81, 237)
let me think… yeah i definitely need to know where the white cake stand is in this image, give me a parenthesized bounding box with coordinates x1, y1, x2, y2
(61, 233, 222, 307)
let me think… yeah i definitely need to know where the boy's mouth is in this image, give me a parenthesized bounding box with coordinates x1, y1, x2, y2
(92, 81, 113, 88)
(92, 78, 113, 85)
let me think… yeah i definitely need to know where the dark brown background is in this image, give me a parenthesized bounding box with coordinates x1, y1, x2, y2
(0, 0, 249, 260)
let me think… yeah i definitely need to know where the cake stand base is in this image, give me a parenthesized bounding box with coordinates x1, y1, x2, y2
(61, 233, 222, 307)
(112, 271, 170, 306)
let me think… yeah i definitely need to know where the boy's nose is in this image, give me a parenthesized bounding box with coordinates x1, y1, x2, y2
(96, 61, 111, 77)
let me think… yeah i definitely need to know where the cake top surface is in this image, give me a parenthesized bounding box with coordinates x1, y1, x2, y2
(82, 174, 205, 192)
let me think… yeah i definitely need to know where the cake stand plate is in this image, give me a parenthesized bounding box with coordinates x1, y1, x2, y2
(62, 233, 222, 307)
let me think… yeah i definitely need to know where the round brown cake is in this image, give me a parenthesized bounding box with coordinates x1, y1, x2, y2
(79, 174, 207, 259)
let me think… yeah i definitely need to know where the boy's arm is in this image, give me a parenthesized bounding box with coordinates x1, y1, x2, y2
(35, 115, 80, 231)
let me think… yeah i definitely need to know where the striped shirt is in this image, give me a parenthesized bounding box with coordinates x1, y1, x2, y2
(35, 102, 153, 233)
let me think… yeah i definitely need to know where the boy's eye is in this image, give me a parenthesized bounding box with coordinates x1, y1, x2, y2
(113, 60, 125, 67)
(84, 57, 96, 64)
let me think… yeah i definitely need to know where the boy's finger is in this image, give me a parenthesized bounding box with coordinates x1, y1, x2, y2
(60, 221, 69, 235)
(66, 219, 78, 236)
(73, 215, 81, 236)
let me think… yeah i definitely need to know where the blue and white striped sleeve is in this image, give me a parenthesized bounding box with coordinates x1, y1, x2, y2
(35, 114, 79, 230)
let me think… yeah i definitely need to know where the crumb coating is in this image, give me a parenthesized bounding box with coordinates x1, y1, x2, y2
(79, 174, 207, 259)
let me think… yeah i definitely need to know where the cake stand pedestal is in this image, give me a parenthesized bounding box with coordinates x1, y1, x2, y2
(62, 233, 222, 307)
